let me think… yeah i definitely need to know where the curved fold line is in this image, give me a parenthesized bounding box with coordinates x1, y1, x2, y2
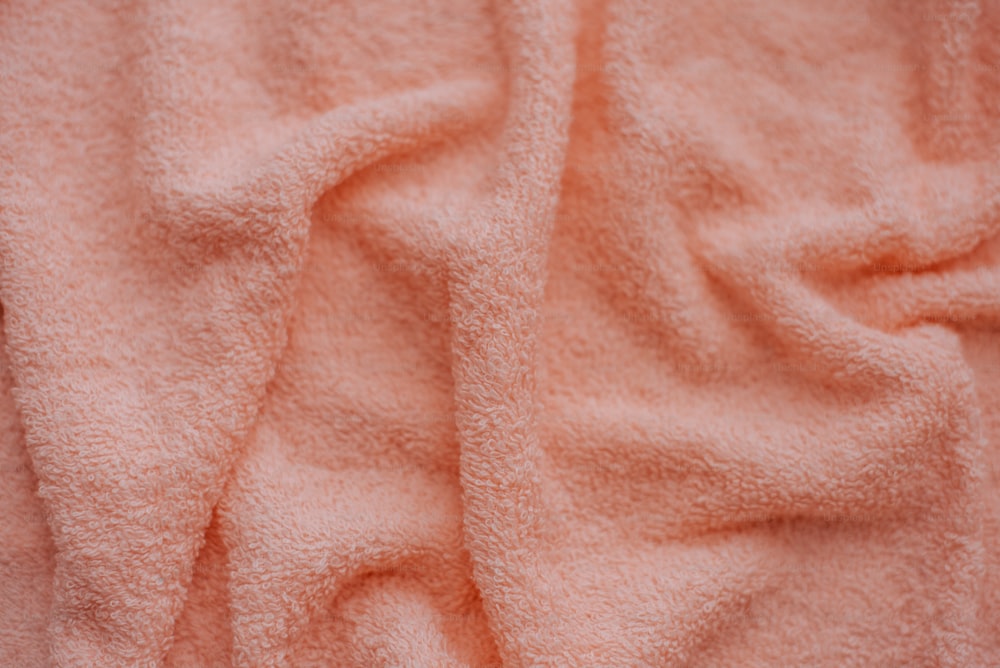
(543, 385, 970, 535)
(153, 78, 499, 250)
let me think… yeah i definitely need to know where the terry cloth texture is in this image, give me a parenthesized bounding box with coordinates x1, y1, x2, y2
(2, 0, 1000, 666)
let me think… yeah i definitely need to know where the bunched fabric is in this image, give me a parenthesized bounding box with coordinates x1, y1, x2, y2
(1, 0, 1000, 666)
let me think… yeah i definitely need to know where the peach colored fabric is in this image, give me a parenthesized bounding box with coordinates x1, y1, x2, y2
(2, 0, 1000, 666)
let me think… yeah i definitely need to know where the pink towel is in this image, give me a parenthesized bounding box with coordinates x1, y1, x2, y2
(2, 0, 999, 666)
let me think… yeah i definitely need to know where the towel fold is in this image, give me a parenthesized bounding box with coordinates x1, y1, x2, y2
(1, 0, 999, 666)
